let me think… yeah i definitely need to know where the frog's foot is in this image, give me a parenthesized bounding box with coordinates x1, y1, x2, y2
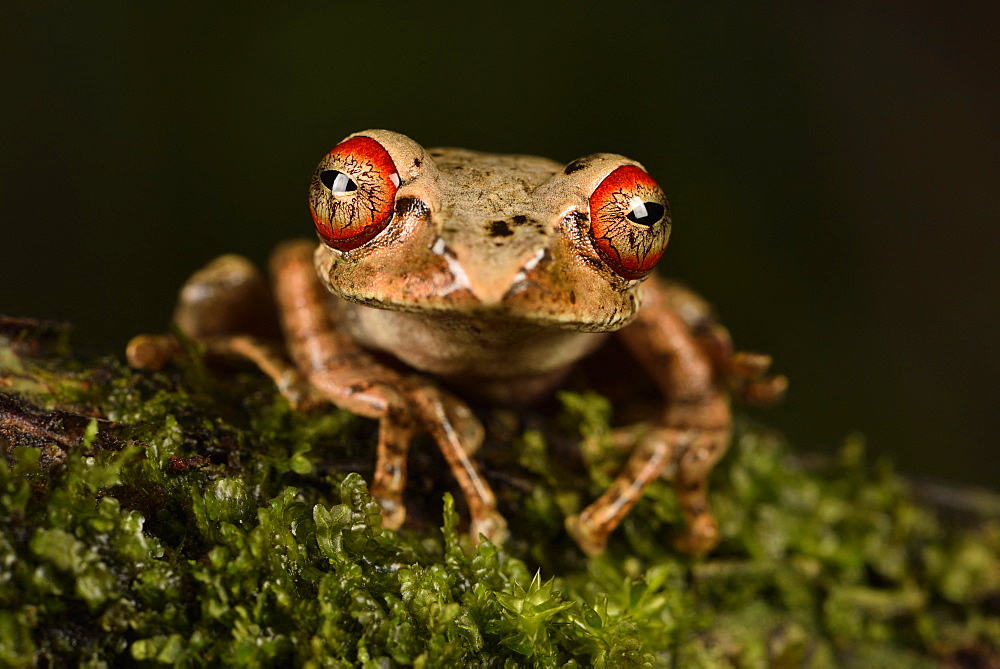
(470, 510, 510, 545)
(125, 255, 316, 406)
(374, 493, 407, 530)
(407, 383, 507, 543)
(367, 411, 418, 530)
(568, 394, 731, 556)
(564, 513, 609, 557)
(726, 351, 788, 406)
(671, 423, 730, 556)
(651, 278, 787, 407)
(127, 332, 320, 410)
(566, 427, 680, 556)
(369, 382, 502, 542)
(673, 511, 720, 555)
(301, 372, 501, 541)
(126, 333, 181, 371)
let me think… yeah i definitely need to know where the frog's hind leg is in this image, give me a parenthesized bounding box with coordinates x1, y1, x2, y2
(126, 255, 316, 407)
(566, 275, 735, 556)
(171, 254, 281, 342)
(269, 240, 507, 542)
(669, 398, 731, 554)
(656, 279, 787, 405)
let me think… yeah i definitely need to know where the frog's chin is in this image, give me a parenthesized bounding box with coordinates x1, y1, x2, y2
(337, 301, 614, 385)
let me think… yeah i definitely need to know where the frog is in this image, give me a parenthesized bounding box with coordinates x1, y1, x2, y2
(126, 129, 786, 556)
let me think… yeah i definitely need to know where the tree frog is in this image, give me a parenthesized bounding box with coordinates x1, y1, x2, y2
(127, 130, 785, 555)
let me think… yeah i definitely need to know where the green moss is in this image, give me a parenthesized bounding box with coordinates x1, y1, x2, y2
(1, 337, 998, 666)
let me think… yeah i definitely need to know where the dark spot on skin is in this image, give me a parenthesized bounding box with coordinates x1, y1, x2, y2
(686, 481, 703, 492)
(564, 159, 588, 175)
(569, 290, 576, 304)
(488, 220, 514, 238)
(413, 158, 422, 168)
(386, 406, 409, 423)
(429, 150, 444, 157)
(512, 215, 528, 226)
(395, 197, 429, 218)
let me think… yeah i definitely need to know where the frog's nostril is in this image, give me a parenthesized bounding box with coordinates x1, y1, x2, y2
(487, 220, 514, 238)
(483, 215, 545, 246)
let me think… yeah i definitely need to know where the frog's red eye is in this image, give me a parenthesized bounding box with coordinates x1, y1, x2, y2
(309, 136, 401, 251)
(588, 165, 671, 279)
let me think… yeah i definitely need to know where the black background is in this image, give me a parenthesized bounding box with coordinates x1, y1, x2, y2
(3, 4, 997, 485)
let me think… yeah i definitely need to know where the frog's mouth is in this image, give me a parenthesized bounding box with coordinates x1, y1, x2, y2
(315, 238, 643, 334)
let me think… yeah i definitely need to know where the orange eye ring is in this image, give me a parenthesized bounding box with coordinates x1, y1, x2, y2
(309, 136, 401, 251)
(588, 165, 671, 279)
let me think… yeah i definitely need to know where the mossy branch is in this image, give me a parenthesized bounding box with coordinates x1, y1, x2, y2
(1, 317, 998, 667)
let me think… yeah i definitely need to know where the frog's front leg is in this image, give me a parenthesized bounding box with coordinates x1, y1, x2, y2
(270, 241, 507, 543)
(566, 275, 759, 556)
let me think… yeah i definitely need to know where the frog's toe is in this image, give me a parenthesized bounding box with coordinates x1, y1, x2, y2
(274, 370, 325, 411)
(673, 514, 720, 556)
(470, 511, 509, 545)
(126, 334, 180, 370)
(374, 494, 407, 531)
(739, 374, 789, 406)
(564, 514, 608, 557)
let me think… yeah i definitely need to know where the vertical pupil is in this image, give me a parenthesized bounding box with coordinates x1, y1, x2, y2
(321, 170, 358, 193)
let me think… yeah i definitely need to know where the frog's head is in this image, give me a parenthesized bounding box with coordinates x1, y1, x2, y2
(309, 130, 671, 332)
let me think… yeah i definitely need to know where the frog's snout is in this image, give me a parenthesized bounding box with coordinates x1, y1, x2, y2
(431, 215, 551, 307)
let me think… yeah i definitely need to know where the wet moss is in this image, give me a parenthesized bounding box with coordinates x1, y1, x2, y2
(0, 326, 998, 666)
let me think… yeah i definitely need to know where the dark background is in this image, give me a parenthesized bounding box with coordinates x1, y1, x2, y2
(3, 4, 997, 486)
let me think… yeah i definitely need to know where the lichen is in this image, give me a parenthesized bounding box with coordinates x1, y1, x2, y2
(0, 325, 997, 666)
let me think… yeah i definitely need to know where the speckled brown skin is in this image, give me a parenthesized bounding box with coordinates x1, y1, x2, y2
(128, 130, 785, 552)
